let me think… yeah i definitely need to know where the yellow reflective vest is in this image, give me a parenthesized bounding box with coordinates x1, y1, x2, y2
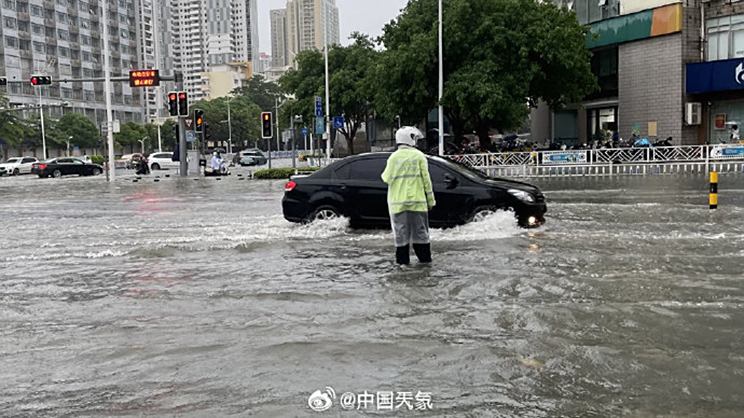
(381, 146, 436, 214)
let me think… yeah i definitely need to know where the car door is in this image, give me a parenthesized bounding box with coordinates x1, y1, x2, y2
(427, 161, 476, 225)
(346, 156, 390, 222)
(70, 158, 86, 175)
(21, 158, 36, 174)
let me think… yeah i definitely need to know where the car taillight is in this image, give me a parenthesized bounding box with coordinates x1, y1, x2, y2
(38, 164, 47, 170)
(284, 181, 297, 192)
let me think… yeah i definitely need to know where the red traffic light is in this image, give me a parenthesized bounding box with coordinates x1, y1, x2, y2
(168, 92, 177, 101)
(178, 92, 187, 100)
(30, 75, 51, 86)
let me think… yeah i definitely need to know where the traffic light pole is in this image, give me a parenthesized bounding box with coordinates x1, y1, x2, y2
(37, 87, 47, 160)
(179, 116, 187, 176)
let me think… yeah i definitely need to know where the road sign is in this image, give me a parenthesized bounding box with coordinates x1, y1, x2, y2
(186, 131, 195, 143)
(315, 118, 325, 135)
(301, 127, 308, 137)
(113, 119, 120, 133)
(333, 116, 345, 129)
(129, 69, 160, 87)
(315, 96, 323, 117)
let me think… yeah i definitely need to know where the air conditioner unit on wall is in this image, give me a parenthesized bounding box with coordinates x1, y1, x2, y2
(686, 102, 702, 125)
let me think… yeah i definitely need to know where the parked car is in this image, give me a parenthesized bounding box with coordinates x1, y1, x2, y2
(32, 157, 104, 178)
(283, 152, 547, 228)
(233, 149, 268, 166)
(148, 152, 180, 171)
(0, 156, 39, 176)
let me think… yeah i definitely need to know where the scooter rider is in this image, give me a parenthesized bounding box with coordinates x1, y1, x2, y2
(381, 126, 436, 265)
(210, 151, 224, 173)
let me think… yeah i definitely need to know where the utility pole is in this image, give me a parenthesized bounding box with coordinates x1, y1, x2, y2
(324, 1, 331, 163)
(37, 87, 47, 160)
(438, 0, 445, 156)
(227, 98, 232, 154)
(102, 0, 116, 181)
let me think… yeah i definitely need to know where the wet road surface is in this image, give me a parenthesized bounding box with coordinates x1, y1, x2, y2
(1, 173, 743, 417)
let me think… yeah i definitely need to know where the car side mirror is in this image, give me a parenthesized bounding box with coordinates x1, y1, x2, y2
(443, 174, 459, 189)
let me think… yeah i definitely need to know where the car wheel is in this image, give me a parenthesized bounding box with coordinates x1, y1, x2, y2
(12, 168, 20, 176)
(92, 168, 102, 176)
(309, 205, 341, 222)
(52, 169, 62, 178)
(469, 205, 499, 223)
(151, 163, 160, 170)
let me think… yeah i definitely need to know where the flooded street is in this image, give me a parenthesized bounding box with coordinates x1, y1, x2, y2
(1, 173, 743, 417)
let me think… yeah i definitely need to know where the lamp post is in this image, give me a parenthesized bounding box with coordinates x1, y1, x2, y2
(138, 137, 146, 154)
(226, 97, 232, 154)
(65, 136, 73, 156)
(323, 0, 331, 163)
(100, 0, 115, 181)
(37, 88, 47, 160)
(438, 0, 445, 156)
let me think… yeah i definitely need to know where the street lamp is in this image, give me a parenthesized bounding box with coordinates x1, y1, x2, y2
(65, 135, 73, 156)
(438, 0, 445, 156)
(138, 137, 146, 154)
(226, 97, 233, 154)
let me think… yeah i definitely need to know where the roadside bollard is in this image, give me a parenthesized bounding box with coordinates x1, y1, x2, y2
(710, 171, 718, 210)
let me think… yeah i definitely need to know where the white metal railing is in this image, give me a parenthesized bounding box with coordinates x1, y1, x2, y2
(447, 144, 744, 168)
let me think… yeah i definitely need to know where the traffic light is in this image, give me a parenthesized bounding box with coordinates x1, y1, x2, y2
(30, 75, 52, 86)
(194, 109, 204, 133)
(167, 91, 178, 116)
(178, 91, 188, 116)
(261, 112, 273, 139)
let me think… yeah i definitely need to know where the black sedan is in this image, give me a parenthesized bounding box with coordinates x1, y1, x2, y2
(282, 153, 547, 228)
(32, 158, 104, 178)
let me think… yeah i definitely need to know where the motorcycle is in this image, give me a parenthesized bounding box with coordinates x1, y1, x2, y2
(653, 136, 673, 147)
(204, 159, 230, 176)
(134, 158, 150, 175)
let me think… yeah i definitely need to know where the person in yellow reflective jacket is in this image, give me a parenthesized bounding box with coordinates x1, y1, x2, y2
(381, 126, 436, 265)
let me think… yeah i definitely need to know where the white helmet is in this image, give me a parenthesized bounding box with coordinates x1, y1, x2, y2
(395, 126, 424, 147)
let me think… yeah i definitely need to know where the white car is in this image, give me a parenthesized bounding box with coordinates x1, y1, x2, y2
(0, 157, 38, 176)
(148, 152, 181, 171)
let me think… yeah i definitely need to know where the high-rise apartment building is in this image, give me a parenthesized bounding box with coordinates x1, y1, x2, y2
(167, 0, 258, 101)
(270, 8, 287, 68)
(285, 0, 340, 66)
(0, 0, 145, 125)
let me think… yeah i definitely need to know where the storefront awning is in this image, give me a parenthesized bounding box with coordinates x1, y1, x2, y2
(686, 58, 744, 94)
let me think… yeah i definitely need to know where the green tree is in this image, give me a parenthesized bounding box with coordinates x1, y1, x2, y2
(192, 96, 261, 149)
(48, 112, 100, 151)
(145, 120, 177, 152)
(280, 33, 379, 155)
(376, 0, 596, 144)
(231, 74, 282, 112)
(115, 122, 148, 153)
(0, 95, 24, 160)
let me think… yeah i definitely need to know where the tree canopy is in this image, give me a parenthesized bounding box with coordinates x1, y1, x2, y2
(49, 112, 99, 149)
(377, 0, 596, 143)
(280, 33, 379, 154)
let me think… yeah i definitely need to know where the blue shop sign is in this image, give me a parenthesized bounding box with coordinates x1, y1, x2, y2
(686, 58, 744, 94)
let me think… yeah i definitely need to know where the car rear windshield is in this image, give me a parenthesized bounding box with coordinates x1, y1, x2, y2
(430, 156, 489, 181)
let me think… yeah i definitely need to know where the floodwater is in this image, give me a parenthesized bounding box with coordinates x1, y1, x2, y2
(1, 172, 743, 417)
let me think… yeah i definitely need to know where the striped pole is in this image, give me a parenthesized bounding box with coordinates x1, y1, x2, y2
(709, 171, 718, 210)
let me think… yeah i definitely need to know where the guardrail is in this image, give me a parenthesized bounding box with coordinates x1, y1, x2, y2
(447, 144, 744, 178)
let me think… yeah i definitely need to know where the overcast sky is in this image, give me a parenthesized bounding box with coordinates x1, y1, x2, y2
(257, 0, 409, 53)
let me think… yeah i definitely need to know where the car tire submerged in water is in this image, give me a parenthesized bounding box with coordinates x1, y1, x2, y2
(52, 169, 62, 178)
(92, 168, 102, 176)
(151, 163, 160, 171)
(308, 205, 340, 222)
(12, 168, 19, 176)
(469, 205, 499, 223)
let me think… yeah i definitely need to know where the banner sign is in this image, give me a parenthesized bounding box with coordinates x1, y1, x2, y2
(687, 58, 744, 94)
(710, 145, 744, 159)
(541, 151, 588, 165)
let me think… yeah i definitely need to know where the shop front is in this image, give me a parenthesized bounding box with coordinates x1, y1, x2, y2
(687, 58, 744, 143)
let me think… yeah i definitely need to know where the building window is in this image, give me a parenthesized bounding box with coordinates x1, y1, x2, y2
(32, 23, 43, 35)
(33, 41, 44, 53)
(588, 46, 618, 100)
(4, 36, 18, 48)
(572, 0, 619, 25)
(4, 17, 17, 29)
(16, 0, 27, 12)
(707, 15, 744, 61)
(58, 29, 69, 40)
(30, 4, 41, 16)
(3, 0, 14, 9)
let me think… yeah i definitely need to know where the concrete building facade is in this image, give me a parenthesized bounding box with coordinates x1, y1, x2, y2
(533, 0, 733, 146)
(0, 0, 145, 126)
(270, 8, 287, 68)
(285, 0, 339, 66)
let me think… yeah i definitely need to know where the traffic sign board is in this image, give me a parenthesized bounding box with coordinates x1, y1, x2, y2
(315, 118, 325, 135)
(333, 116, 345, 129)
(315, 96, 323, 117)
(301, 127, 308, 137)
